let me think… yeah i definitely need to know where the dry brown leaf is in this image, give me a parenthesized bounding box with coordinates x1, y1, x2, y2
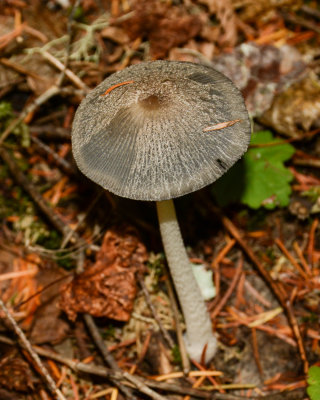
(260, 74, 320, 137)
(212, 42, 307, 116)
(60, 226, 147, 322)
(29, 266, 70, 345)
(199, 0, 238, 47)
(231, 0, 302, 22)
(121, 0, 202, 59)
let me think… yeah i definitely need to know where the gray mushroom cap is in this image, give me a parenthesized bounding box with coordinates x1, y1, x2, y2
(72, 60, 251, 201)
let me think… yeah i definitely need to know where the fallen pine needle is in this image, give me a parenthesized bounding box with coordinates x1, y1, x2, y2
(101, 80, 134, 96)
(200, 383, 256, 390)
(275, 238, 309, 280)
(307, 218, 319, 267)
(90, 387, 119, 399)
(0, 269, 38, 281)
(210, 256, 243, 320)
(293, 241, 312, 276)
(184, 375, 206, 400)
(248, 307, 283, 328)
(153, 370, 223, 381)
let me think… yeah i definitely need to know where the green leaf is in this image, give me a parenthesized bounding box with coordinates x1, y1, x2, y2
(307, 366, 320, 400)
(212, 131, 295, 209)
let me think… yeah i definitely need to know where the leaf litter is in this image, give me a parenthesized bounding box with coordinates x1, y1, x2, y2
(0, 0, 320, 399)
(60, 226, 148, 321)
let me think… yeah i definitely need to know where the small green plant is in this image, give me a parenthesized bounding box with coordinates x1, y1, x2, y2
(307, 366, 320, 400)
(212, 131, 295, 209)
(0, 101, 30, 147)
(171, 344, 182, 365)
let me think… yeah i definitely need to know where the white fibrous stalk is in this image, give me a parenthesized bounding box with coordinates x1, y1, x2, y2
(156, 199, 217, 363)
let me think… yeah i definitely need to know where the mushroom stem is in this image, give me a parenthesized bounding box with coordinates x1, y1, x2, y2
(156, 199, 217, 363)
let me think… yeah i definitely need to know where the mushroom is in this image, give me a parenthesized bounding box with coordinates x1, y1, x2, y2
(71, 61, 251, 362)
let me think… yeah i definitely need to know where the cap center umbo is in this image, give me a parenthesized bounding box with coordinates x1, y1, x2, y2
(138, 94, 162, 111)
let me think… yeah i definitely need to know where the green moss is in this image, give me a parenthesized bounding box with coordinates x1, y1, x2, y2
(0, 101, 30, 147)
(171, 344, 182, 365)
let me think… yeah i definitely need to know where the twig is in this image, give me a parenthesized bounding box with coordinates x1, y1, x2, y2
(41, 50, 89, 92)
(83, 314, 138, 400)
(137, 273, 175, 349)
(301, 4, 320, 20)
(292, 241, 312, 276)
(293, 157, 320, 168)
(60, 190, 104, 249)
(31, 135, 76, 176)
(0, 335, 306, 400)
(275, 238, 310, 279)
(210, 255, 243, 319)
(84, 314, 171, 400)
(307, 218, 319, 267)
(165, 277, 191, 374)
(251, 328, 263, 378)
(0, 300, 67, 400)
(281, 11, 320, 34)
(208, 205, 309, 374)
(0, 57, 45, 81)
(0, 85, 61, 145)
(0, 147, 81, 244)
(30, 125, 71, 141)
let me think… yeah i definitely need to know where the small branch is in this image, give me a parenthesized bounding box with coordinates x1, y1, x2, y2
(83, 314, 120, 371)
(210, 255, 243, 320)
(301, 4, 320, 20)
(213, 207, 309, 374)
(31, 135, 76, 176)
(137, 273, 175, 349)
(0, 85, 60, 145)
(0, 335, 306, 400)
(293, 157, 320, 168)
(165, 277, 190, 374)
(41, 50, 89, 92)
(0, 299, 67, 400)
(30, 125, 71, 141)
(84, 313, 167, 400)
(281, 10, 320, 34)
(0, 147, 81, 244)
(0, 57, 45, 81)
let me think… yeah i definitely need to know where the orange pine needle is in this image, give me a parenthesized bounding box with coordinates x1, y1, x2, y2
(101, 80, 134, 96)
(47, 360, 61, 380)
(183, 375, 206, 400)
(275, 238, 309, 280)
(293, 241, 312, 277)
(191, 359, 224, 393)
(203, 119, 241, 133)
(252, 328, 263, 376)
(211, 239, 236, 268)
(211, 257, 243, 320)
(307, 218, 319, 267)
(246, 231, 267, 238)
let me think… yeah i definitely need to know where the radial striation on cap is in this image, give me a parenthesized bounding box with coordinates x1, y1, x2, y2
(72, 61, 251, 201)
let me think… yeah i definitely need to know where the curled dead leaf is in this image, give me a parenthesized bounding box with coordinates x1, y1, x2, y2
(231, 0, 302, 22)
(213, 42, 307, 116)
(260, 74, 320, 137)
(120, 0, 202, 59)
(60, 226, 147, 322)
(199, 0, 238, 47)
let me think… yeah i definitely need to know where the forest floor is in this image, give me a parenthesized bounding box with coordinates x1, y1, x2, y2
(0, 0, 320, 399)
